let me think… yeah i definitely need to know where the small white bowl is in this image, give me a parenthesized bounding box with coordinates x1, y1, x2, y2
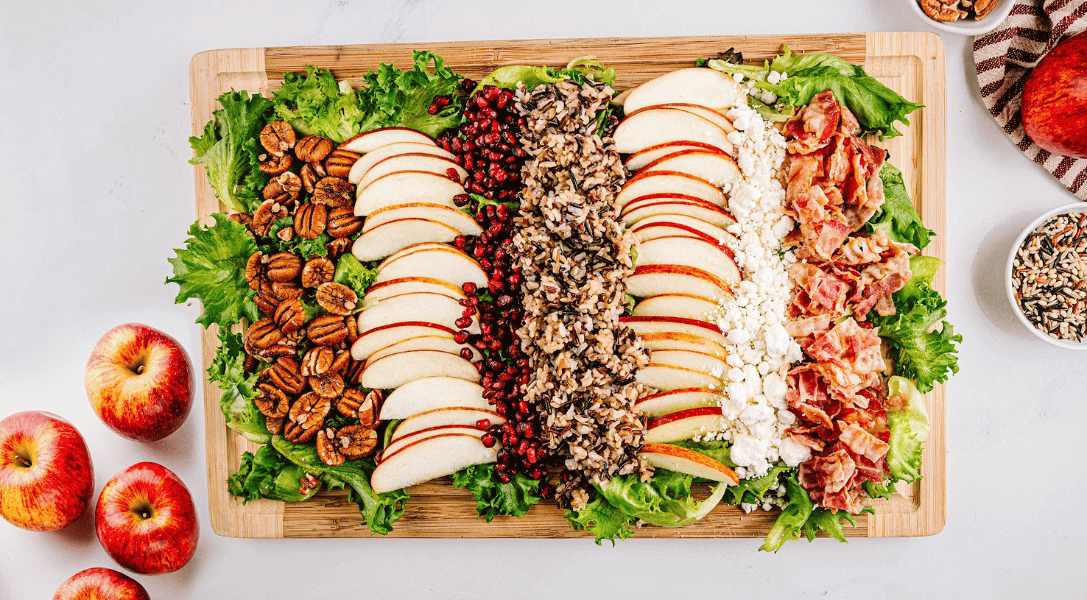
(906, 0, 1015, 36)
(1005, 202, 1087, 350)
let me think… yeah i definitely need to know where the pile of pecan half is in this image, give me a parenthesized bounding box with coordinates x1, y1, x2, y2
(919, 0, 998, 22)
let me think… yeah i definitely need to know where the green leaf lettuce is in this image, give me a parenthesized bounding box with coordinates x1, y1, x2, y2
(189, 90, 274, 213)
(167, 213, 260, 329)
(451, 464, 542, 522)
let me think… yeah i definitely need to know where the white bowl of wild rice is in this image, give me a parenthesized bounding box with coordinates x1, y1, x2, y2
(1007, 202, 1087, 350)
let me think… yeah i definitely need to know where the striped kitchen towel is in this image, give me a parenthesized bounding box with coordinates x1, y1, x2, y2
(973, 0, 1087, 200)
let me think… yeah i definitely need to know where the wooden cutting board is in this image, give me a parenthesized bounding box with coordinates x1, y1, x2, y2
(190, 32, 946, 539)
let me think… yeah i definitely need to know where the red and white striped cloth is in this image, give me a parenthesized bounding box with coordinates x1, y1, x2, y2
(973, 0, 1087, 200)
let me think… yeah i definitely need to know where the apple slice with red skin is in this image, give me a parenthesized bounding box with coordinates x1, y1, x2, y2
(367, 335, 482, 365)
(53, 567, 150, 600)
(360, 350, 480, 389)
(357, 292, 480, 335)
(354, 170, 466, 216)
(635, 235, 741, 285)
(626, 264, 733, 300)
(646, 348, 729, 377)
(614, 108, 733, 155)
(361, 277, 467, 308)
(380, 376, 490, 420)
(636, 363, 724, 392)
(644, 406, 726, 443)
(625, 141, 726, 171)
(349, 142, 455, 184)
(0, 411, 94, 532)
(628, 103, 737, 134)
(632, 293, 721, 320)
(381, 425, 488, 461)
(622, 195, 737, 228)
(375, 245, 487, 288)
(339, 127, 436, 154)
(621, 68, 744, 114)
(631, 214, 736, 244)
(622, 316, 728, 346)
(371, 433, 497, 494)
(641, 149, 741, 186)
(357, 153, 467, 191)
(635, 388, 721, 417)
(618, 172, 726, 209)
(638, 331, 727, 357)
(375, 241, 453, 269)
(639, 443, 738, 484)
(96, 462, 198, 575)
(352, 218, 460, 261)
(391, 406, 505, 442)
(363, 203, 483, 236)
(351, 321, 456, 361)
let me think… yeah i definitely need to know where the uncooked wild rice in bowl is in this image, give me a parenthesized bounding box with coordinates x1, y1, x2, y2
(1006, 202, 1087, 350)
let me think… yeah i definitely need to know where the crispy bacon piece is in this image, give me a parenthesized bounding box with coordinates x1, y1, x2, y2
(785, 90, 841, 154)
(839, 422, 890, 462)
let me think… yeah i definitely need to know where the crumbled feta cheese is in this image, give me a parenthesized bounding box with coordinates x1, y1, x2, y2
(779, 436, 812, 468)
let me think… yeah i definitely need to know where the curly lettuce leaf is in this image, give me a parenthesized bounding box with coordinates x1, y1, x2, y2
(564, 489, 637, 546)
(189, 90, 274, 212)
(272, 66, 369, 143)
(877, 292, 961, 393)
(207, 326, 269, 443)
(334, 254, 378, 299)
(868, 164, 933, 250)
(271, 435, 408, 535)
(451, 464, 542, 522)
(478, 55, 616, 93)
(885, 376, 931, 483)
(167, 213, 260, 329)
(228, 444, 318, 503)
(356, 50, 465, 138)
(596, 471, 727, 528)
(760, 471, 858, 552)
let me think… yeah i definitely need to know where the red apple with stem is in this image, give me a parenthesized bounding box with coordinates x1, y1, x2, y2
(53, 567, 150, 600)
(85, 323, 194, 442)
(0, 411, 94, 532)
(96, 462, 199, 575)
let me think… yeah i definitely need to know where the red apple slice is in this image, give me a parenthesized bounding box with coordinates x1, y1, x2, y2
(638, 332, 727, 357)
(624, 141, 726, 171)
(632, 214, 736, 244)
(361, 277, 467, 307)
(391, 407, 505, 442)
(647, 349, 729, 377)
(363, 203, 483, 236)
(375, 242, 452, 269)
(637, 363, 723, 391)
(367, 335, 482, 364)
(621, 197, 737, 229)
(350, 322, 456, 361)
(617, 174, 726, 209)
(375, 245, 487, 288)
(381, 425, 488, 461)
(635, 236, 741, 285)
(339, 127, 436, 154)
(644, 406, 726, 443)
(641, 150, 741, 186)
(380, 376, 490, 420)
(621, 68, 744, 114)
(354, 171, 466, 216)
(639, 442, 738, 484)
(613, 108, 733, 155)
(632, 293, 721, 320)
(635, 388, 721, 417)
(357, 292, 480, 335)
(626, 264, 732, 300)
(629, 103, 737, 134)
(348, 142, 455, 184)
(357, 153, 467, 191)
(370, 433, 496, 493)
(360, 350, 480, 389)
(352, 218, 460, 261)
(621, 316, 727, 346)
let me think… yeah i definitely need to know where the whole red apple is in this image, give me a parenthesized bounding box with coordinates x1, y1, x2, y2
(85, 323, 194, 442)
(1022, 30, 1087, 159)
(53, 567, 151, 600)
(96, 462, 199, 575)
(0, 411, 94, 532)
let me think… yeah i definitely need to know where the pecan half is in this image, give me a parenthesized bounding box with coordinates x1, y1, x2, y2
(294, 203, 327, 240)
(336, 388, 366, 418)
(266, 415, 286, 436)
(301, 346, 335, 377)
(308, 314, 349, 346)
(263, 172, 303, 206)
(336, 424, 379, 458)
(920, 0, 967, 21)
(285, 392, 330, 443)
(316, 282, 357, 315)
(254, 383, 290, 418)
(295, 135, 334, 163)
(267, 252, 303, 282)
(309, 373, 344, 398)
(316, 428, 347, 466)
(228, 213, 255, 236)
(258, 152, 293, 175)
(260, 121, 296, 156)
(325, 237, 352, 261)
(301, 257, 335, 288)
(312, 177, 354, 208)
(329, 350, 351, 375)
(252, 200, 289, 237)
(267, 356, 307, 395)
(299, 472, 320, 496)
(272, 279, 303, 300)
(345, 313, 360, 343)
(338, 389, 381, 426)
(254, 288, 281, 316)
(245, 251, 266, 291)
(343, 358, 364, 385)
(300, 162, 319, 194)
(274, 298, 306, 334)
(325, 149, 361, 178)
(247, 318, 283, 349)
(326, 206, 363, 239)
(974, 0, 996, 18)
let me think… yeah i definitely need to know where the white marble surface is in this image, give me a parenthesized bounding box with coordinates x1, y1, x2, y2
(2, 1, 1084, 598)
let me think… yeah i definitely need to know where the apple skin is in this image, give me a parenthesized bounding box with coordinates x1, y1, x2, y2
(53, 567, 150, 600)
(0, 411, 94, 532)
(1022, 31, 1087, 159)
(96, 462, 199, 575)
(85, 323, 194, 442)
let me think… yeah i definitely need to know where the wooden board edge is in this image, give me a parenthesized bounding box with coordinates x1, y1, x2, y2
(864, 31, 947, 538)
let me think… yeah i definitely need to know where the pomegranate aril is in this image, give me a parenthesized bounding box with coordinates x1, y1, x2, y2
(455, 316, 473, 329)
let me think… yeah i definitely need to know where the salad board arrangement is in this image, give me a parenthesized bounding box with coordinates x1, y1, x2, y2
(183, 32, 948, 543)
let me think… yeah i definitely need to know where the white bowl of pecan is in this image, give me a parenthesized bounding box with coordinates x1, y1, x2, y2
(1006, 202, 1087, 350)
(908, 0, 1014, 35)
